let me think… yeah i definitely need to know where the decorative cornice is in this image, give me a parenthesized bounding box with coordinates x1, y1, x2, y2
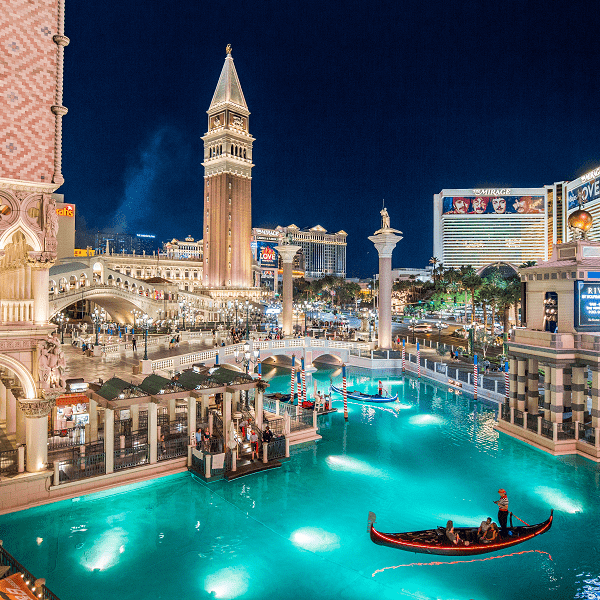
(18, 397, 56, 418)
(0, 178, 60, 194)
(52, 34, 70, 47)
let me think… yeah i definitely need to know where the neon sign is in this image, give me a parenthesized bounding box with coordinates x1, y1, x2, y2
(56, 205, 74, 217)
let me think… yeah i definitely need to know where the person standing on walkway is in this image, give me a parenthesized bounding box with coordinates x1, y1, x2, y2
(494, 488, 509, 535)
(250, 429, 259, 460)
(132, 336, 137, 351)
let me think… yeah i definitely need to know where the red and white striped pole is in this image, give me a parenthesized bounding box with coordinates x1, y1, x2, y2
(402, 338, 406, 372)
(291, 355, 296, 404)
(504, 360, 509, 401)
(473, 354, 478, 400)
(257, 360, 262, 380)
(301, 357, 306, 403)
(342, 364, 348, 421)
(417, 340, 421, 378)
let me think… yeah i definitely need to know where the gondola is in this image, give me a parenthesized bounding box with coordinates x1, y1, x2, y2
(331, 385, 397, 403)
(368, 510, 553, 556)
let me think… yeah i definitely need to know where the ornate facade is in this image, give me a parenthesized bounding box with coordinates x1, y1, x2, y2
(0, 0, 69, 471)
(202, 47, 254, 288)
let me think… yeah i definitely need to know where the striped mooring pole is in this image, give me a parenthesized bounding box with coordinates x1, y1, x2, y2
(402, 338, 406, 372)
(342, 364, 348, 421)
(473, 354, 478, 400)
(257, 360, 262, 380)
(297, 371, 302, 405)
(291, 355, 296, 404)
(301, 357, 306, 403)
(417, 341, 421, 378)
(504, 360, 509, 401)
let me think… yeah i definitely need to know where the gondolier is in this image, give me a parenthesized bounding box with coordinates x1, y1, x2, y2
(494, 488, 509, 535)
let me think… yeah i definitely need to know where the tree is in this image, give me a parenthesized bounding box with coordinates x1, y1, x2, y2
(460, 267, 483, 324)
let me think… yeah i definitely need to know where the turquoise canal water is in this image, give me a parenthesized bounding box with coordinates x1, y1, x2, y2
(1, 368, 599, 599)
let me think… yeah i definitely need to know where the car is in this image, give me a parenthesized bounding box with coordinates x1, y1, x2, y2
(451, 327, 468, 338)
(413, 323, 433, 332)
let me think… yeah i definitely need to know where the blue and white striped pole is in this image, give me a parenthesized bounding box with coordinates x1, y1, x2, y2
(504, 360, 509, 401)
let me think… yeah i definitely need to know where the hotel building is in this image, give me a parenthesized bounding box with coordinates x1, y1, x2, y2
(433, 187, 550, 269)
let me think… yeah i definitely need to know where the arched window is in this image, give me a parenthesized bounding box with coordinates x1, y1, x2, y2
(231, 144, 234, 154)
(243, 149, 247, 159)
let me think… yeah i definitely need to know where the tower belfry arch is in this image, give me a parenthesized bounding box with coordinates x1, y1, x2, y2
(202, 45, 254, 289)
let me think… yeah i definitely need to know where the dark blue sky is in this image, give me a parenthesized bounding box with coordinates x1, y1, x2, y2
(62, 0, 600, 278)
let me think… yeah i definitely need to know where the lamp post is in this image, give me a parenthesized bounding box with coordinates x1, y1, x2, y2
(92, 308, 105, 346)
(56, 312, 65, 344)
(234, 340, 260, 374)
(410, 316, 417, 344)
(179, 300, 186, 331)
(245, 300, 250, 340)
(436, 320, 443, 345)
(137, 313, 152, 361)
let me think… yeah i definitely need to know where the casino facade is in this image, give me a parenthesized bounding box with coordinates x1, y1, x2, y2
(433, 183, 572, 269)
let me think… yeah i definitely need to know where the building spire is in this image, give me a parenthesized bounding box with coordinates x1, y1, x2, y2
(209, 46, 248, 113)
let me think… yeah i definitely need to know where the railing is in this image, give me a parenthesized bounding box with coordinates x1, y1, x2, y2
(48, 427, 86, 450)
(55, 453, 105, 483)
(514, 409, 524, 427)
(0, 544, 62, 600)
(0, 448, 20, 476)
(557, 422, 576, 440)
(526, 412, 539, 432)
(266, 436, 286, 460)
(158, 436, 187, 461)
(578, 423, 596, 445)
(500, 402, 510, 422)
(114, 445, 149, 470)
(289, 409, 314, 432)
(540, 419, 553, 440)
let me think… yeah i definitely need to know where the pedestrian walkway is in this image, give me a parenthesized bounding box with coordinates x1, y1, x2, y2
(63, 335, 215, 382)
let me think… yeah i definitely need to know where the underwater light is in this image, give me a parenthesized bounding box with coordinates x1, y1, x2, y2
(290, 527, 340, 552)
(204, 567, 249, 599)
(534, 485, 583, 514)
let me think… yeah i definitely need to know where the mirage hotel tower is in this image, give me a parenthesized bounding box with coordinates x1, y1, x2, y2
(202, 45, 254, 289)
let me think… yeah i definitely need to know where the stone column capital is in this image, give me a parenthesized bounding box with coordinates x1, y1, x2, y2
(368, 232, 402, 258)
(274, 244, 301, 264)
(18, 397, 56, 418)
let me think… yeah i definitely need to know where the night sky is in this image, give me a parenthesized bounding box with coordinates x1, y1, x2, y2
(61, 0, 600, 278)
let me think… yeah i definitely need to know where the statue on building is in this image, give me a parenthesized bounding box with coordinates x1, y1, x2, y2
(37, 333, 66, 389)
(226, 44, 232, 55)
(380, 207, 391, 230)
(44, 196, 59, 239)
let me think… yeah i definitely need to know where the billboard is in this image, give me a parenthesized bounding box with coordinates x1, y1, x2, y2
(256, 241, 279, 268)
(442, 195, 545, 215)
(575, 281, 600, 329)
(567, 167, 600, 210)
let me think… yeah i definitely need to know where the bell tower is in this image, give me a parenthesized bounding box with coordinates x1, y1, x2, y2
(202, 45, 254, 288)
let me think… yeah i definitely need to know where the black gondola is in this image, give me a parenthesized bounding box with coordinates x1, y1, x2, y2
(368, 510, 553, 556)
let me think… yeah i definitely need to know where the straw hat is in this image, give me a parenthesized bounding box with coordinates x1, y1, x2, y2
(498, 488, 506, 494)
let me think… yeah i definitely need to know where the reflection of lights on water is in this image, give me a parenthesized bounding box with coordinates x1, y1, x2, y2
(290, 527, 340, 552)
(80, 527, 127, 571)
(409, 414, 443, 426)
(395, 403, 413, 410)
(534, 485, 583, 513)
(36, 537, 43, 546)
(326, 455, 391, 479)
(205, 567, 249, 599)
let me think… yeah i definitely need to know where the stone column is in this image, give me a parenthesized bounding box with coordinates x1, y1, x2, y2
(368, 229, 402, 350)
(255, 386, 264, 430)
(31, 265, 50, 325)
(188, 397, 196, 443)
(19, 397, 55, 473)
(273, 269, 279, 295)
(201, 394, 210, 422)
(223, 391, 232, 450)
(509, 357, 518, 409)
(526, 357, 539, 414)
(274, 244, 301, 337)
(517, 358, 526, 412)
(6, 389, 16, 435)
(0, 380, 6, 420)
(131, 403, 139, 432)
(563, 367, 572, 413)
(89, 398, 98, 441)
(550, 366, 564, 423)
(15, 403, 26, 445)
(571, 366, 586, 423)
(104, 407, 114, 473)
(168, 398, 176, 423)
(542, 364, 551, 420)
(591, 368, 600, 429)
(148, 402, 158, 463)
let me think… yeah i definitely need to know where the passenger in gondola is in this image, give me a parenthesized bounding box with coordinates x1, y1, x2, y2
(482, 523, 499, 544)
(446, 520, 470, 546)
(477, 517, 492, 542)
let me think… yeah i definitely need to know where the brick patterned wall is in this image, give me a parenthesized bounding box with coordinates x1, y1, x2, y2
(0, 0, 58, 183)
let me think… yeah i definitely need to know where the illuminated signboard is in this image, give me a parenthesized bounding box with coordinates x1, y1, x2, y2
(56, 205, 74, 217)
(575, 281, 600, 330)
(74, 248, 95, 257)
(567, 168, 600, 210)
(442, 196, 545, 215)
(256, 241, 279, 268)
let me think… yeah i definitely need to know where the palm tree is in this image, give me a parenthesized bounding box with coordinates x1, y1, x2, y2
(460, 267, 483, 324)
(429, 257, 439, 283)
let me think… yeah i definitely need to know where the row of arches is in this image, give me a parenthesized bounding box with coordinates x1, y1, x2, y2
(111, 265, 201, 281)
(207, 144, 247, 159)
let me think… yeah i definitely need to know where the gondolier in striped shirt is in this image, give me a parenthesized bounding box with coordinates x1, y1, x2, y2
(494, 489, 509, 535)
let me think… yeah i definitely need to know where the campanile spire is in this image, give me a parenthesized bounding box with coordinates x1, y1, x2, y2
(202, 47, 254, 288)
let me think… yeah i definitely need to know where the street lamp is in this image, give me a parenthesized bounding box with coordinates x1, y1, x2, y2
(136, 313, 152, 361)
(410, 316, 417, 344)
(234, 340, 260, 374)
(179, 300, 187, 330)
(245, 300, 250, 340)
(436, 320, 443, 345)
(92, 308, 105, 346)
